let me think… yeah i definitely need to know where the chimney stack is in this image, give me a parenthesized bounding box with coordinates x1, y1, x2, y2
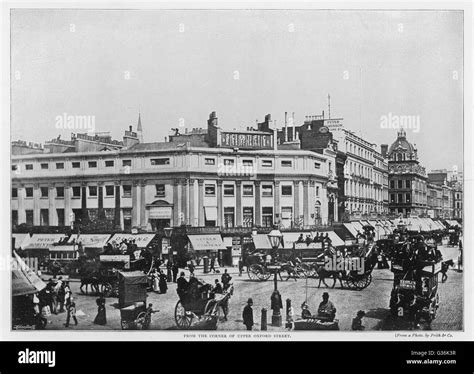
(381, 144, 388, 158)
(284, 112, 288, 142)
(292, 112, 295, 141)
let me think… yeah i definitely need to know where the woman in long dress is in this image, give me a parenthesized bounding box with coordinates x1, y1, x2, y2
(158, 270, 168, 294)
(93, 293, 107, 325)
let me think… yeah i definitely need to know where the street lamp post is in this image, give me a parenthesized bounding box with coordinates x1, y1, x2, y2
(268, 228, 283, 327)
(164, 227, 173, 262)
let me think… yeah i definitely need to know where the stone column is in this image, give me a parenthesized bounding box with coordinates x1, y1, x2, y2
(114, 181, 121, 230)
(173, 179, 180, 227)
(303, 180, 310, 226)
(294, 180, 300, 225)
(274, 181, 280, 224)
(33, 183, 40, 226)
(189, 178, 195, 226)
(140, 180, 146, 229)
(198, 180, 204, 226)
(255, 181, 261, 226)
(81, 183, 88, 222)
(98, 182, 104, 219)
(64, 183, 71, 226)
(132, 180, 139, 227)
(217, 180, 223, 227)
(182, 179, 188, 225)
(236, 180, 242, 227)
(48, 184, 56, 226)
(18, 185, 25, 224)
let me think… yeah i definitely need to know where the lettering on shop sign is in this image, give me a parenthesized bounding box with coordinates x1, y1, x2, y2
(221, 132, 272, 149)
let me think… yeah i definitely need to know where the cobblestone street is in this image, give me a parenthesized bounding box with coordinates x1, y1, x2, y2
(41, 245, 462, 332)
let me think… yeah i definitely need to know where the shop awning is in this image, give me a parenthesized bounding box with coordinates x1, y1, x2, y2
(252, 234, 272, 250)
(24, 234, 68, 250)
(12, 252, 46, 297)
(343, 223, 359, 238)
(12, 233, 31, 250)
(351, 221, 364, 234)
(204, 207, 218, 221)
(68, 234, 111, 248)
(108, 234, 157, 248)
(188, 234, 225, 251)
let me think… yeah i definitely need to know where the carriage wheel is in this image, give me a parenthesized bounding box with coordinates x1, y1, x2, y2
(301, 263, 316, 278)
(101, 282, 113, 297)
(174, 300, 193, 329)
(247, 265, 259, 281)
(135, 312, 149, 330)
(352, 274, 372, 290)
(204, 300, 221, 324)
(344, 278, 357, 290)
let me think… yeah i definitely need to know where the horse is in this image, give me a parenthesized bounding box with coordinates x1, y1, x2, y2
(79, 274, 100, 295)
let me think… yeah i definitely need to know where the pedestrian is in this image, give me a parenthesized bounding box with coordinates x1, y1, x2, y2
(57, 277, 65, 313)
(458, 240, 463, 271)
(172, 262, 179, 283)
(221, 269, 232, 290)
(177, 272, 188, 300)
(212, 279, 223, 294)
(209, 255, 216, 273)
(238, 256, 244, 276)
(151, 268, 160, 292)
(167, 260, 173, 282)
(93, 293, 107, 325)
(242, 298, 254, 331)
(188, 262, 195, 277)
(159, 270, 168, 294)
(351, 310, 366, 330)
(65, 298, 78, 327)
(63, 281, 71, 310)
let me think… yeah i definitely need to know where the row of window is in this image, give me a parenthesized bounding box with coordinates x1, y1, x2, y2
(390, 193, 412, 204)
(390, 179, 412, 189)
(11, 158, 170, 171)
(12, 183, 316, 199)
(12, 157, 324, 172)
(11, 206, 279, 229)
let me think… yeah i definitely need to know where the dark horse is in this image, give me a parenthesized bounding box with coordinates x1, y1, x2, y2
(80, 274, 100, 295)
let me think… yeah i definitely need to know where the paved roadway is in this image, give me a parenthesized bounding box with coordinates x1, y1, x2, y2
(42, 245, 462, 331)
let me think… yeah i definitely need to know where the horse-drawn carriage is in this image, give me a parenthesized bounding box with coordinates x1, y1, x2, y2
(389, 245, 442, 325)
(174, 278, 233, 329)
(118, 271, 156, 330)
(245, 252, 311, 281)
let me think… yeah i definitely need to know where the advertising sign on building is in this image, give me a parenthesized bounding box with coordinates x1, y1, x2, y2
(324, 119, 344, 131)
(221, 132, 273, 149)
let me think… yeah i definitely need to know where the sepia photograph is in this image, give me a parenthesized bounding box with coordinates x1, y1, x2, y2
(7, 6, 466, 337)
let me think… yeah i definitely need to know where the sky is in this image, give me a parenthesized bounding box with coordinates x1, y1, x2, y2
(11, 9, 463, 172)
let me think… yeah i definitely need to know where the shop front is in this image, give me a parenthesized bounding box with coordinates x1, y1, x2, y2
(186, 234, 226, 267)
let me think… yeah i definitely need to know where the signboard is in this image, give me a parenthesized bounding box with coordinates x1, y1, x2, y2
(324, 119, 343, 131)
(294, 242, 323, 250)
(99, 255, 131, 269)
(221, 132, 272, 149)
(148, 206, 172, 219)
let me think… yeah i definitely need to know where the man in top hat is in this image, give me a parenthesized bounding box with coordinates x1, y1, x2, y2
(242, 298, 254, 330)
(351, 310, 366, 330)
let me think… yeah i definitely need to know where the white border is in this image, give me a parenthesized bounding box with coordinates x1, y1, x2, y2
(0, 0, 472, 342)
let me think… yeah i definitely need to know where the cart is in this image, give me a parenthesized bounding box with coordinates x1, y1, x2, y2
(118, 271, 154, 330)
(389, 258, 441, 325)
(174, 278, 232, 329)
